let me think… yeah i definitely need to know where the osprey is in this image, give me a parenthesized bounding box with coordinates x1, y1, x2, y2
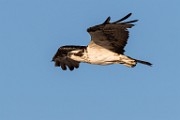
(52, 13, 152, 71)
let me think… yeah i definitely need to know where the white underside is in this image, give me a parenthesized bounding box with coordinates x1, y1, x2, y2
(69, 44, 136, 67)
(87, 47, 120, 65)
(88, 47, 136, 67)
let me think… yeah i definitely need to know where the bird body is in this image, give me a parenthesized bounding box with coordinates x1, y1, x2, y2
(52, 13, 152, 71)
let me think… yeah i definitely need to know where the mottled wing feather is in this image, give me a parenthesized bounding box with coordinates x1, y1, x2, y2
(103, 24, 129, 53)
(52, 47, 80, 71)
(87, 13, 137, 54)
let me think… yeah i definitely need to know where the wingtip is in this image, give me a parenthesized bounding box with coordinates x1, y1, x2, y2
(112, 13, 133, 24)
(103, 16, 111, 24)
(128, 13, 132, 16)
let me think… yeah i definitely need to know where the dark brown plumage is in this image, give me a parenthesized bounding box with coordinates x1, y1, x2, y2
(87, 13, 138, 54)
(52, 13, 152, 71)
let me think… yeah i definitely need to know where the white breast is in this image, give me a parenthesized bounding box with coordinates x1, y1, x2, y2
(87, 43, 120, 65)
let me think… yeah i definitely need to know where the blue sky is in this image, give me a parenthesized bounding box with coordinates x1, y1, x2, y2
(0, 0, 180, 120)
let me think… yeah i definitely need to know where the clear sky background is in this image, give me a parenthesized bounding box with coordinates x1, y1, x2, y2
(0, 0, 180, 120)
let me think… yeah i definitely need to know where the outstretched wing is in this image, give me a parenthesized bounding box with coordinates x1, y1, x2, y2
(52, 46, 80, 71)
(87, 13, 138, 54)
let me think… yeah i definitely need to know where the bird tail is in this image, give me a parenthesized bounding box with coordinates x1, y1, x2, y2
(120, 55, 152, 67)
(134, 59, 152, 66)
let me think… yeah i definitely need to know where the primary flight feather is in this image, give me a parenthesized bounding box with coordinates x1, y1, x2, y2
(52, 13, 152, 71)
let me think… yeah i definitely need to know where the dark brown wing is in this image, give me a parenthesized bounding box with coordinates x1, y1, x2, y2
(52, 46, 81, 71)
(87, 13, 138, 54)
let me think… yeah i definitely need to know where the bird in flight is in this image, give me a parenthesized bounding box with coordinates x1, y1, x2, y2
(52, 13, 152, 71)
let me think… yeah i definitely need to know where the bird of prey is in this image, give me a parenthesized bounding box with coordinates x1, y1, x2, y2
(52, 13, 152, 71)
